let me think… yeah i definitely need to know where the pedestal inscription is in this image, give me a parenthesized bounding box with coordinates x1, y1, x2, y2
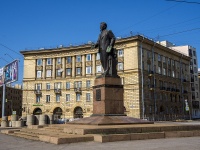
(96, 89, 101, 101)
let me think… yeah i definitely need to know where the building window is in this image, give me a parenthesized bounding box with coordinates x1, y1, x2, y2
(55, 82, 61, 89)
(66, 82, 70, 89)
(36, 96, 40, 103)
(74, 81, 82, 88)
(76, 67, 81, 75)
(36, 70, 42, 78)
(86, 54, 92, 61)
(56, 57, 62, 64)
(96, 65, 102, 73)
(193, 51, 196, 57)
(66, 68, 72, 76)
(154, 65, 156, 73)
(46, 83, 50, 90)
(168, 58, 171, 66)
(118, 49, 124, 57)
(37, 59, 42, 66)
(46, 95, 50, 103)
(46, 70, 52, 77)
(194, 59, 196, 65)
(162, 56, 166, 63)
(172, 71, 175, 78)
(195, 76, 197, 81)
(86, 80, 90, 88)
(168, 70, 171, 77)
(147, 64, 151, 73)
(56, 94, 60, 102)
(118, 62, 124, 70)
(76, 55, 81, 62)
(66, 94, 70, 102)
(147, 51, 151, 59)
(86, 66, 92, 74)
(56, 69, 62, 77)
(163, 68, 166, 75)
(76, 93, 81, 102)
(194, 67, 197, 73)
(172, 59, 175, 66)
(56, 70, 62, 77)
(66, 56, 71, 63)
(158, 66, 161, 74)
(35, 83, 42, 90)
(158, 54, 161, 61)
(86, 93, 91, 102)
(46, 58, 52, 65)
(96, 53, 100, 60)
(189, 49, 192, 56)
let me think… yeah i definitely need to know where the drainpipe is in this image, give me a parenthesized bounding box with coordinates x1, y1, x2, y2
(140, 36, 145, 119)
(151, 42, 156, 121)
(180, 54, 184, 119)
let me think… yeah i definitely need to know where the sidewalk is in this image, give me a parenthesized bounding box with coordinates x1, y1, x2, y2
(0, 132, 200, 150)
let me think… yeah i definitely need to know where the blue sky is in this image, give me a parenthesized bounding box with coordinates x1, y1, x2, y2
(0, 0, 200, 85)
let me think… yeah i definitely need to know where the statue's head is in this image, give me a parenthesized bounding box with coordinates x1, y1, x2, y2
(100, 22, 107, 31)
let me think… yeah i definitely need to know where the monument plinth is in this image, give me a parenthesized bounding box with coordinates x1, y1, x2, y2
(92, 77, 124, 116)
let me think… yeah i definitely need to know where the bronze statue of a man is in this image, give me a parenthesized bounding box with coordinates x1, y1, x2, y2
(93, 22, 118, 77)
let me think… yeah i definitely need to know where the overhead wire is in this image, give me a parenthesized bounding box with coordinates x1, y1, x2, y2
(166, 0, 200, 5)
(116, 3, 180, 35)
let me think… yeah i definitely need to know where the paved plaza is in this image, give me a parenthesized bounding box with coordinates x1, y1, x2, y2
(0, 132, 200, 150)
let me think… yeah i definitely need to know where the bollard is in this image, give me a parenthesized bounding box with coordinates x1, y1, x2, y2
(11, 121, 16, 127)
(1, 116, 8, 127)
(39, 114, 47, 125)
(15, 121, 23, 127)
(26, 115, 34, 126)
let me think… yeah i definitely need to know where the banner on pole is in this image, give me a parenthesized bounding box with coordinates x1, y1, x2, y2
(0, 67, 4, 86)
(4, 60, 18, 84)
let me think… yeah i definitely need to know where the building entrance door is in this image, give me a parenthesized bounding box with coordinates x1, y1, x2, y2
(74, 107, 83, 118)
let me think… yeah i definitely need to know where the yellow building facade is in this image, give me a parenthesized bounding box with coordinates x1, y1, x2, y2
(20, 35, 191, 121)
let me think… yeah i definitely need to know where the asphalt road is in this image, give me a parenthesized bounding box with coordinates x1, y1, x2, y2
(0, 133, 200, 150)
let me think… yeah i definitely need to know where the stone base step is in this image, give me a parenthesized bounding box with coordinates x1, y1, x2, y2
(94, 130, 200, 143)
(9, 132, 39, 141)
(39, 134, 94, 144)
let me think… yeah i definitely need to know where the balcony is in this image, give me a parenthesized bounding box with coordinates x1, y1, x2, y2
(74, 87, 82, 93)
(54, 88, 61, 94)
(34, 89, 42, 95)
